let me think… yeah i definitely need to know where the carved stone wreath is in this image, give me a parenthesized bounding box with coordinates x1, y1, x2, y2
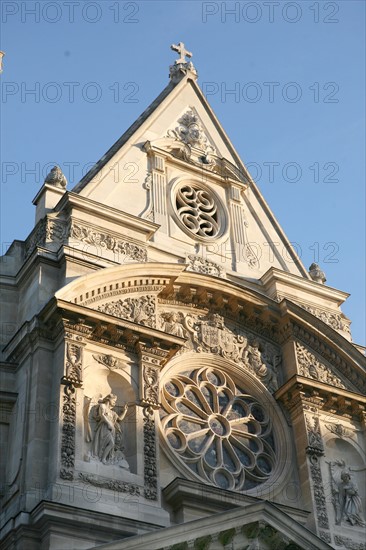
(160, 367, 276, 492)
(173, 183, 226, 241)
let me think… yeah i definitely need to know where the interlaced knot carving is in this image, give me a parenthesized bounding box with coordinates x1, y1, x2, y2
(176, 185, 219, 238)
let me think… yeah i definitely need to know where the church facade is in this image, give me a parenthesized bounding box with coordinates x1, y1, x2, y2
(1, 44, 365, 550)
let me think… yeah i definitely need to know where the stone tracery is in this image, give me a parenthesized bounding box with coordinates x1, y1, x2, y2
(160, 366, 277, 492)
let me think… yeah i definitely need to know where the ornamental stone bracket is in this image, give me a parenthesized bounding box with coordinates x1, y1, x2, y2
(277, 379, 366, 423)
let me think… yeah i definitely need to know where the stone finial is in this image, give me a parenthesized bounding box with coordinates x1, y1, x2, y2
(44, 165, 67, 189)
(0, 51, 5, 74)
(169, 41, 197, 82)
(309, 263, 326, 284)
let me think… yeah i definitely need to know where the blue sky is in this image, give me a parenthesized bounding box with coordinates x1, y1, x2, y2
(1, 0, 365, 345)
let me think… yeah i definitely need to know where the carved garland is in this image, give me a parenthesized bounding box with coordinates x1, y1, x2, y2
(78, 473, 140, 496)
(143, 407, 158, 500)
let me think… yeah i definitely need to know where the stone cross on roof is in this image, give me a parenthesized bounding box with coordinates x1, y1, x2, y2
(171, 42, 192, 65)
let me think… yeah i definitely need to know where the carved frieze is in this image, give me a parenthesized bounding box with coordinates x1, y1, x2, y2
(24, 217, 147, 262)
(69, 222, 147, 262)
(296, 342, 346, 389)
(282, 322, 365, 393)
(325, 423, 354, 439)
(92, 354, 127, 370)
(97, 295, 156, 328)
(290, 298, 351, 335)
(186, 254, 225, 278)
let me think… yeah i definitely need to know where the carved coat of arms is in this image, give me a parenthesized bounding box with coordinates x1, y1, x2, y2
(190, 313, 245, 361)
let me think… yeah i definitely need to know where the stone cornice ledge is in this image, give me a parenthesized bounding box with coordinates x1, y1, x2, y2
(276, 374, 366, 402)
(261, 267, 349, 306)
(163, 477, 309, 526)
(55, 192, 160, 240)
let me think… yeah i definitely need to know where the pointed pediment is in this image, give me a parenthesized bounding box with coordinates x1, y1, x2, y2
(69, 72, 310, 281)
(92, 498, 332, 550)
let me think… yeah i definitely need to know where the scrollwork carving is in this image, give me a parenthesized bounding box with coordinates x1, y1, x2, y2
(296, 342, 346, 389)
(325, 423, 354, 439)
(293, 299, 351, 335)
(167, 110, 215, 157)
(97, 295, 156, 328)
(69, 222, 147, 262)
(92, 354, 127, 370)
(187, 254, 225, 278)
(175, 184, 220, 239)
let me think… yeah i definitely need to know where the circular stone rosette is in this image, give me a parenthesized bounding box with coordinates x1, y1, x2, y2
(172, 181, 227, 242)
(160, 365, 288, 493)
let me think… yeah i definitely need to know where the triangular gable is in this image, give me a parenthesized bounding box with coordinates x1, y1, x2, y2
(92, 500, 332, 550)
(69, 71, 309, 280)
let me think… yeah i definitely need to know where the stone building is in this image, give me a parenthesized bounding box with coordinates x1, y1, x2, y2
(1, 44, 365, 550)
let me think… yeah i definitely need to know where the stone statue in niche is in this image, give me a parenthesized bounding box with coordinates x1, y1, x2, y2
(91, 394, 129, 469)
(328, 461, 366, 527)
(336, 471, 366, 527)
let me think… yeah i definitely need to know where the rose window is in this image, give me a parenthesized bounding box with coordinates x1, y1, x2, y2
(174, 184, 222, 239)
(160, 367, 276, 492)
